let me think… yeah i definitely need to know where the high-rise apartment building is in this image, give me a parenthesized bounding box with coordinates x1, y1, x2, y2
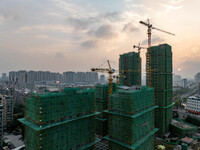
(85, 72, 98, 83)
(19, 88, 97, 150)
(75, 72, 86, 83)
(100, 74, 105, 83)
(181, 78, 188, 88)
(63, 71, 75, 84)
(106, 86, 158, 149)
(146, 44, 173, 136)
(27, 71, 37, 84)
(119, 52, 141, 86)
(17, 70, 27, 83)
(0, 95, 13, 128)
(1, 73, 7, 81)
(173, 74, 182, 86)
(9, 71, 17, 82)
(195, 72, 200, 83)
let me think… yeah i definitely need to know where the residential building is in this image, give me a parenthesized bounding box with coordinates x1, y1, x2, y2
(75, 72, 86, 83)
(106, 86, 158, 149)
(146, 44, 173, 136)
(1, 73, 7, 81)
(19, 88, 97, 150)
(100, 74, 105, 83)
(173, 75, 181, 86)
(119, 51, 141, 86)
(181, 78, 188, 88)
(9, 71, 17, 82)
(63, 71, 75, 84)
(17, 70, 27, 83)
(27, 71, 37, 84)
(195, 72, 200, 83)
(0, 94, 13, 128)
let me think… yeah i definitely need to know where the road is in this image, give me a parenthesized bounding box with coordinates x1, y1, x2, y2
(172, 89, 197, 102)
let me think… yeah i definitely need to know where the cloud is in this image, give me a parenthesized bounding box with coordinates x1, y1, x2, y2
(142, 37, 165, 46)
(102, 12, 122, 22)
(88, 24, 117, 39)
(81, 40, 99, 48)
(180, 60, 200, 77)
(67, 17, 98, 30)
(0, 16, 4, 23)
(122, 22, 140, 32)
(181, 60, 200, 66)
(15, 25, 71, 33)
(55, 52, 65, 58)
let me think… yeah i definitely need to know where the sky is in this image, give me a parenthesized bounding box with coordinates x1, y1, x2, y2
(0, 0, 200, 78)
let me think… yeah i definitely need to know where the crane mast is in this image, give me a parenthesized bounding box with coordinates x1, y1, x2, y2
(133, 43, 146, 85)
(139, 19, 175, 87)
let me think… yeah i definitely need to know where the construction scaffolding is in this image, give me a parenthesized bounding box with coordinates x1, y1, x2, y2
(95, 84, 118, 138)
(119, 52, 141, 86)
(19, 88, 98, 150)
(95, 84, 109, 138)
(146, 43, 174, 136)
(105, 86, 158, 150)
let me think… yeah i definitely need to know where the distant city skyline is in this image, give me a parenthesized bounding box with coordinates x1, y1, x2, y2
(0, 0, 200, 78)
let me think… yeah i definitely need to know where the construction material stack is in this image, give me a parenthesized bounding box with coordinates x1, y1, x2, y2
(95, 84, 109, 138)
(146, 43, 174, 136)
(119, 52, 141, 86)
(19, 88, 97, 150)
(105, 86, 158, 150)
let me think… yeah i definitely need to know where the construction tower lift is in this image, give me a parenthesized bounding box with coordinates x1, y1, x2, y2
(91, 60, 115, 95)
(139, 18, 175, 87)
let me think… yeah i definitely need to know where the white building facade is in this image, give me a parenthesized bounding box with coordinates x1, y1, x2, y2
(186, 95, 200, 115)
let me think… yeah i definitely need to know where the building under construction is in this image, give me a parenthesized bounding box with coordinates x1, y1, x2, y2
(146, 43, 174, 136)
(105, 86, 158, 150)
(95, 83, 117, 138)
(119, 52, 141, 86)
(19, 88, 98, 150)
(95, 84, 109, 138)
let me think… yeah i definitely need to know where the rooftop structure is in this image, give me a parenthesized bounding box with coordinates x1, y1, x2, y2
(146, 44, 174, 136)
(119, 52, 141, 86)
(105, 86, 158, 150)
(185, 95, 200, 115)
(19, 88, 98, 150)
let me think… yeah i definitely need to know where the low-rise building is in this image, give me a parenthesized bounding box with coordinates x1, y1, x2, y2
(185, 95, 200, 115)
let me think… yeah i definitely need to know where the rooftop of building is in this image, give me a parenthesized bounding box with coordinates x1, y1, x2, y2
(171, 119, 196, 129)
(188, 95, 200, 101)
(117, 85, 152, 92)
(181, 137, 194, 144)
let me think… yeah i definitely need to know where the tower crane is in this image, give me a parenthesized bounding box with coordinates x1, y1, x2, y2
(113, 74, 125, 86)
(139, 18, 175, 87)
(133, 43, 146, 57)
(91, 60, 115, 95)
(133, 43, 147, 85)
